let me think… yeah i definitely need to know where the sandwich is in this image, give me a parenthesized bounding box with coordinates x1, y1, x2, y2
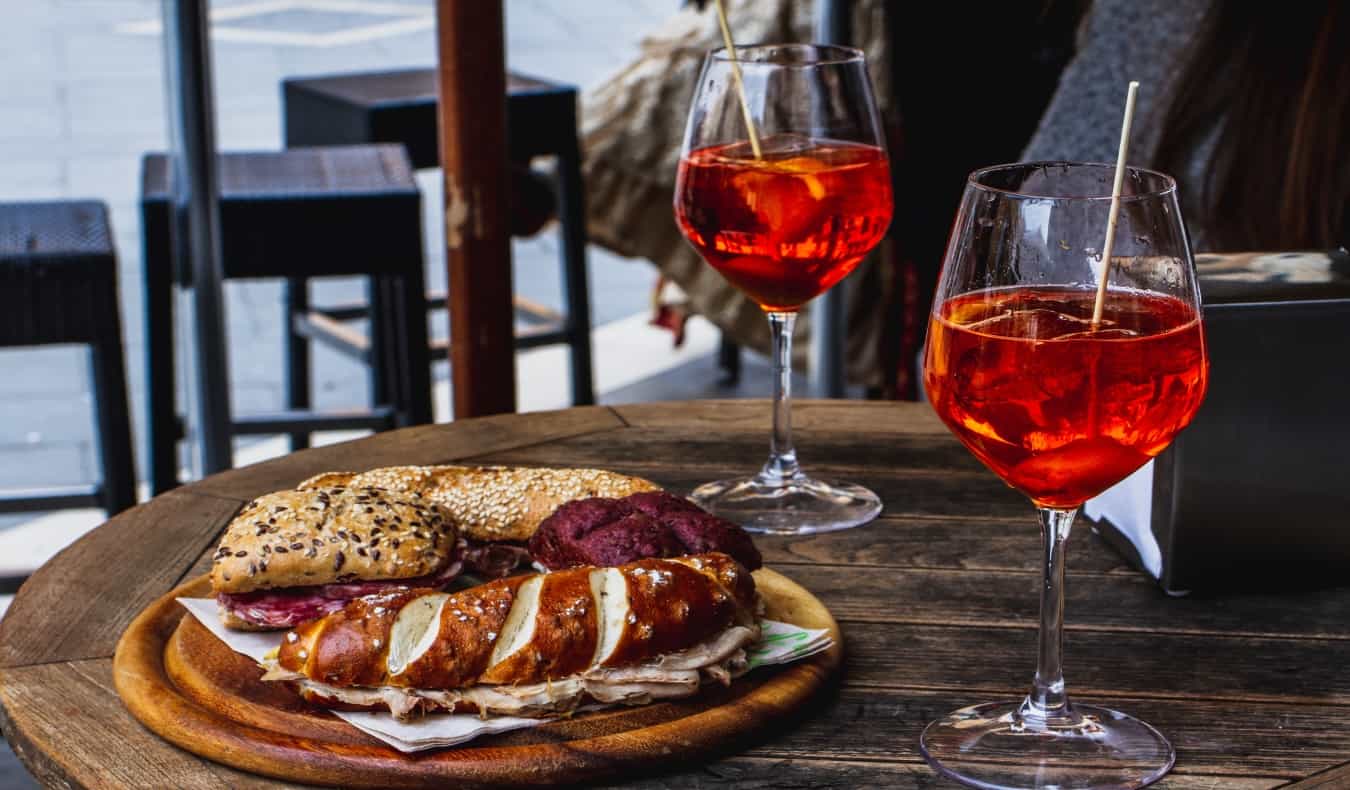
(260, 552, 761, 720)
(211, 486, 464, 630)
(296, 465, 661, 576)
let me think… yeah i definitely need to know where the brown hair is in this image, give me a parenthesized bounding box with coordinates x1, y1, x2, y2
(1152, 2, 1350, 251)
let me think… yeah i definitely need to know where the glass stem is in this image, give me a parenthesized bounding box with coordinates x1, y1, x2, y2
(1024, 506, 1077, 720)
(762, 312, 801, 481)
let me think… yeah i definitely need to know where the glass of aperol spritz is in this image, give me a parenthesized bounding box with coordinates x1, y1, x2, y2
(920, 162, 1209, 789)
(673, 44, 892, 534)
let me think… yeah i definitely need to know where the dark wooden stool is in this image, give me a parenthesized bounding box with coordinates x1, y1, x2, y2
(282, 68, 595, 406)
(0, 201, 136, 516)
(140, 145, 432, 495)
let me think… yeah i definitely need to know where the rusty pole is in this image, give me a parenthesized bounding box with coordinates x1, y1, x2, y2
(436, 0, 517, 416)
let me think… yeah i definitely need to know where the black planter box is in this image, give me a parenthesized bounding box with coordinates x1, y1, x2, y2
(1085, 250, 1350, 594)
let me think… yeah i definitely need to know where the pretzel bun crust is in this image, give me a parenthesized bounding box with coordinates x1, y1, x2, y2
(275, 553, 758, 691)
(287, 589, 424, 687)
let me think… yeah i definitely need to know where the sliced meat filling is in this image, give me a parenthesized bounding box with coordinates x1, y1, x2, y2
(460, 541, 531, 578)
(218, 548, 465, 629)
(220, 536, 534, 629)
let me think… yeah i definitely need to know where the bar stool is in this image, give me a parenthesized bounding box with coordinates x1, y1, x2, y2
(282, 68, 595, 406)
(140, 144, 432, 495)
(0, 201, 136, 516)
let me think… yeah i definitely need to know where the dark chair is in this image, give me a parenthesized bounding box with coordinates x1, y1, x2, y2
(282, 68, 595, 406)
(140, 145, 432, 495)
(0, 201, 136, 516)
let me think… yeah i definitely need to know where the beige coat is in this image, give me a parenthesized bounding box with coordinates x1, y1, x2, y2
(580, 0, 892, 385)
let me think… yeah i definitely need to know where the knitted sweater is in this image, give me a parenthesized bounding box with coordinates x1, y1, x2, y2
(1022, 0, 1217, 247)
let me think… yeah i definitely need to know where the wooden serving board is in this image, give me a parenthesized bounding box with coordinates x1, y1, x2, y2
(112, 569, 842, 788)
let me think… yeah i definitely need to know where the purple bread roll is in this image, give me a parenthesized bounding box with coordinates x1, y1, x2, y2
(625, 490, 702, 516)
(526, 497, 626, 568)
(663, 509, 762, 568)
(529, 492, 763, 570)
(572, 512, 686, 567)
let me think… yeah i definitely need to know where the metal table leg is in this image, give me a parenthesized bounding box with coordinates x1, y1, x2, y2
(161, 0, 232, 475)
(808, 0, 851, 399)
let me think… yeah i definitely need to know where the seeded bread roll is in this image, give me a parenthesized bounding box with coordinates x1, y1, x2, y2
(210, 487, 460, 595)
(297, 465, 661, 543)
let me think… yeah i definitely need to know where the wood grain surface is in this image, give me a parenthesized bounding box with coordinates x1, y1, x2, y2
(110, 570, 840, 788)
(0, 488, 243, 667)
(1, 400, 1347, 789)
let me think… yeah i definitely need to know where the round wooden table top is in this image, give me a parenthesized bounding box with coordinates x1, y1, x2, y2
(2, 400, 1349, 789)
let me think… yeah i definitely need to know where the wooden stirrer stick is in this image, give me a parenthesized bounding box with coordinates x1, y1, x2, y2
(1091, 80, 1140, 328)
(713, 0, 763, 159)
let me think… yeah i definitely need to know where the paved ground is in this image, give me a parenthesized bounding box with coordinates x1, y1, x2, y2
(0, 2, 804, 783)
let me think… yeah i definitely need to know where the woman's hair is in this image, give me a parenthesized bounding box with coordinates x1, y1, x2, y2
(1152, 2, 1350, 251)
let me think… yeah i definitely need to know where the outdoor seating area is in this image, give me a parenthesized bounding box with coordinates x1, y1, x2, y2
(0, 201, 136, 517)
(1, 2, 1348, 789)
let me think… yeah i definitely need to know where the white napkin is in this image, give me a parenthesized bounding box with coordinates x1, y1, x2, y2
(746, 618, 835, 668)
(1084, 459, 1162, 578)
(177, 598, 832, 752)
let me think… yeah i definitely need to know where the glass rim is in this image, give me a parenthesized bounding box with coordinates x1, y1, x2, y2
(969, 161, 1178, 202)
(710, 43, 865, 67)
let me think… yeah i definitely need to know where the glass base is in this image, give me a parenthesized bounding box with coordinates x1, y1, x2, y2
(688, 472, 881, 535)
(920, 701, 1174, 790)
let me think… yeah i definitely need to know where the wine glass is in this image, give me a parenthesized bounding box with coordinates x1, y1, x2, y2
(673, 44, 893, 534)
(920, 162, 1209, 789)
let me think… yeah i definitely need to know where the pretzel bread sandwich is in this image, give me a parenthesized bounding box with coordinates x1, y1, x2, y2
(211, 487, 464, 630)
(297, 465, 661, 576)
(260, 552, 760, 720)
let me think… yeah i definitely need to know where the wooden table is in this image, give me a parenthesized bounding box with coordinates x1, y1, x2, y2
(2, 401, 1348, 788)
